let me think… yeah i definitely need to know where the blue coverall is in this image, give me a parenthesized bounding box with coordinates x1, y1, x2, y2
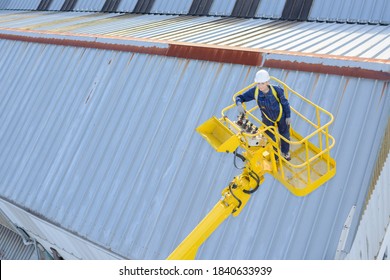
(235, 85, 291, 155)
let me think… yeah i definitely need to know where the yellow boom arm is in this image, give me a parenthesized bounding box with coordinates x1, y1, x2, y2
(168, 148, 266, 260)
(167, 77, 336, 259)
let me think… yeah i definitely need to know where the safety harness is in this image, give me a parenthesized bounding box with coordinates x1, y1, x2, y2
(255, 85, 282, 124)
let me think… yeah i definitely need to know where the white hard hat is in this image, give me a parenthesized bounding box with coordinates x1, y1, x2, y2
(254, 70, 270, 83)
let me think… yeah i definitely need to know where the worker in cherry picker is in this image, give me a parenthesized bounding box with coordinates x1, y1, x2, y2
(235, 69, 291, 161)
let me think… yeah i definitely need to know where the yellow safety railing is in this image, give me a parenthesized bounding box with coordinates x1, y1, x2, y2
(218, 77, 336, 196)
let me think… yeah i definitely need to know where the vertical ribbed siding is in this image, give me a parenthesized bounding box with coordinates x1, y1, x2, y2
(346, 154, 390, 259)
(231, 0, 261, 18)
(73, 0, 107, 11)
(208, 0, 235, 16)
(0, 0, 41, 10)
(101, 0, 122, 12)
(364, 120, 390, 210)
(116, 0, 138, 12)
(0, 224, 36, 260)
(0, 0, 10, 9)
(133, 0, 155, 13)
(188, 0, 214, 15)
(150, 0, 193, 15)
(37, 0, 53, 11)
(309, 0, 390, 24)
(1, 0, 390, 23)
(281, 0, 313, 21)
(254, 0, 286, 19)
(60, 0, 77, 11)
(48, 0, 66, 10)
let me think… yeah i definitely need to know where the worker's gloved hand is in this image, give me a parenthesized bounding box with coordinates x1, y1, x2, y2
(286, 118, 291, 126)
(236, 102, 245, 116)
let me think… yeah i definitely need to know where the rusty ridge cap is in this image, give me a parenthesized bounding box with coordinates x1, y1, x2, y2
(0, 27, 389, 81)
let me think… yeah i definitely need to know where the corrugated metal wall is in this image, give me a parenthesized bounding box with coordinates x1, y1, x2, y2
(256, 0, 285, 19)
(73, 0, 107, 12)
(0, 224, 36, 259)
(150, 0, 192, 14)
(117, 0, 138, 12)
(309, 0, 390, 24)
(0, 0, 389, 23)
(346, 155, 390, 259)
(0, 0, 40, 10)
(208, 0, 235, 16)
(0, 36, 388, 259)
(49, 0, 66, 10)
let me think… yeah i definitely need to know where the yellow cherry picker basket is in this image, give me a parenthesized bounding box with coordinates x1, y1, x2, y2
(197, 76, 336, 196)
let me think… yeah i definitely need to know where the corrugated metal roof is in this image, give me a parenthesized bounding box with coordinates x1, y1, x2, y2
(0, 0, 41, 10)
(49, 0, 67, 11)
(117, 0, 138, 12)
(150, 0, 192, 14)
(255, 0, 285, 19)
(73, 0, 107, 12)
(309, 0, 390, 24)
(0, 224, 36, 259)
(0, 27, 388, 260)
(208, 0, 235, 16)
(0, 11, 388, 61)
(1, 0, 389, 24)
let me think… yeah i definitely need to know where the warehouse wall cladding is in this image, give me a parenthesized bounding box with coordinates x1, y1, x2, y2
(0, 0, 388, 23)
(0, 0, 389, 266)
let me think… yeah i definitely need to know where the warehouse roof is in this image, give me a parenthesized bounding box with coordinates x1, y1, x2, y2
(0, 10, 388, 80)
(0, 8, 389, 259)
(0, 11, 387, 60)
(0, 0, 389, 24)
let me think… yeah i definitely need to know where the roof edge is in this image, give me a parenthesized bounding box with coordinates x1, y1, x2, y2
(0, 28, 389, 81)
